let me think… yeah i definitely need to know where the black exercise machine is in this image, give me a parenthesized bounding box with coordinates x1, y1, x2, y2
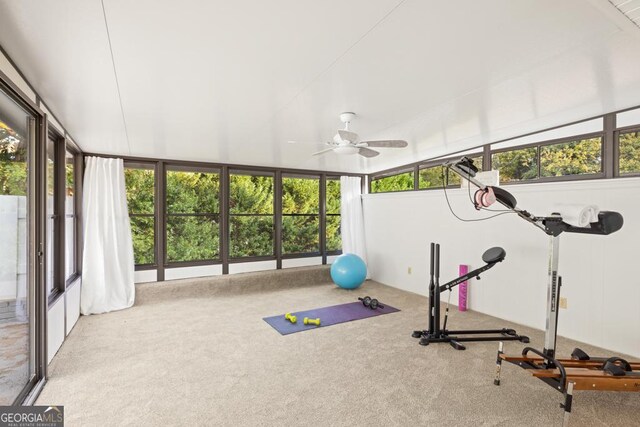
(412, 242, 529, 350)
(444, 156, 637, 426)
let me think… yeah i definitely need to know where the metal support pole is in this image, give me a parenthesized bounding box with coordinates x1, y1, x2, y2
(494, 341, 504, 385)
(562, 381, 574, 427)
(543, 235, 560, 360)
(434, 244, 441, 336)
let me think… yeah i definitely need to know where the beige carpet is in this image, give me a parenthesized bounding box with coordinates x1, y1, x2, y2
(37, 268, 639, 426)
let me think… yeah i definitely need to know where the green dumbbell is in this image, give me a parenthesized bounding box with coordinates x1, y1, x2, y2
(303, 317, 321, 326)
(285, 313, 297, 323)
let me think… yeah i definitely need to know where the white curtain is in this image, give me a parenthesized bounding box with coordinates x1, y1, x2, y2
(340, 176, 368, 273)
(81, 157, 135, 315)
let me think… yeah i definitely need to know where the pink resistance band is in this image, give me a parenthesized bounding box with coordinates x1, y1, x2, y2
(459, 265, 468, 311)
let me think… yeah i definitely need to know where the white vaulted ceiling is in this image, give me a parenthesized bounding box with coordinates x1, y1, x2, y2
(1, 0, 640, 173)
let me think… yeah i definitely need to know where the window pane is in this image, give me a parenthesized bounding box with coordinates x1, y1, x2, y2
(0, 120, 27, 196)
(130, 216, 155, 265)
(540, 137, 602, 177)
(282, 176, 319, 254)
(326, 179, 340, 215)
(46, 138, 55, 295)
(0, 91, 33, 405)
(230, 216, 274, 257)
(65, 151, 74, 215)
(125, 166, 155, 265)
(418, 166, 445, 189)
(124, 168, 154, 214)
(326, 215, 341, 252)
(417, 156, 485, 190)
(230, 173, 273, 214)
(283, 215, 319, 254)
(619, 131, 640, 175)
(326, 179, 341, 252)
(166, 170, 219, 214)
(492, 147, 538, 183)
(229, 173, 275, 258)
(65, 217, 75, 278)
(371, 171, 414, 192)
(166, 215, 219, 262)
(65, 151, 75, 279)
(282, 176, 319, 214)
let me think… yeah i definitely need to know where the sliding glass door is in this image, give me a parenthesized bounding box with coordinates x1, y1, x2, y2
(0, 87, 39, 404)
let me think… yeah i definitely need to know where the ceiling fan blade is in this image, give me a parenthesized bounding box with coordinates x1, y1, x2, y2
(361, 140, 408, 148)
(358, 147, 380, 158)
(312, 147, 335, 156)
(337, 129, 359, 143)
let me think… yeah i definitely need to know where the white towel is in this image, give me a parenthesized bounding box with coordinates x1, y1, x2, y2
(554, 204, 600, 227)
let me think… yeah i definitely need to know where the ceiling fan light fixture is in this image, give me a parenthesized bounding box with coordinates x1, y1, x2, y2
(333, 145, 359, 155)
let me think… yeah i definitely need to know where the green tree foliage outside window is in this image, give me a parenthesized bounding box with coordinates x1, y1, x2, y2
(229, 173, 274, 257)
(419, 155, 483, 189)
(326, 178, 341, 252)
(282, 176, 319, 254)
(166, 170, 220, 262)
(492, 147, 538, 183)
(493, 138, 603, 183)
(370, 171, 414, 193)
(619, 131, 640, 174)
(540, 138, 602, 177)
(0, 121, 27, 196)
(66, 157, 74, 198)
(124, 167, 155, 265)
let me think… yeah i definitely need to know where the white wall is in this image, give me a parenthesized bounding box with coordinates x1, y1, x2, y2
(363, 178, 640, 358)
(65, 279, 81, 335)
(47, 297, 65, 364)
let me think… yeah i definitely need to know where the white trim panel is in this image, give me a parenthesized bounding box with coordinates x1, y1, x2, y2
(282, 257, 323, 268)
(164, 264, 223, 281)
(134, 269, 157, 284)
(229, 260, 277, 274)
(47, 297, 65, 364)
(65, 278, 81, 335)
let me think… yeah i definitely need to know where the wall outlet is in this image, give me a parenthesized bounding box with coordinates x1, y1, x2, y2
(559, 297, 567, 309)
(408, 267, 412, 275)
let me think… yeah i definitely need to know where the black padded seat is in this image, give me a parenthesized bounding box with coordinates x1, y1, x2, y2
(482, 247, 506, 264)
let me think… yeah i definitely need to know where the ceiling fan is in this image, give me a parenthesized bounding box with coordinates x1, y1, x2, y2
(312, 112, 408, 158)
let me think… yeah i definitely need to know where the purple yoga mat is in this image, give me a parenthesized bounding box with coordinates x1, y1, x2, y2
(264, 301, 400, 335)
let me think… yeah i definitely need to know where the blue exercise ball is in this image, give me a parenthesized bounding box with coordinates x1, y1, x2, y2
(331, 253, 367, 289)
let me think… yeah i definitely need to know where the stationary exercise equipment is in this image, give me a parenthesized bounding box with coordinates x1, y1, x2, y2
(330, 253, 367, 289)
(284, 313, 297, 323)
(412, 243, 529, 350)
(303, 317, 321, 326)
(358, 296, 384, 310)
(444, 156, 638, 425)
